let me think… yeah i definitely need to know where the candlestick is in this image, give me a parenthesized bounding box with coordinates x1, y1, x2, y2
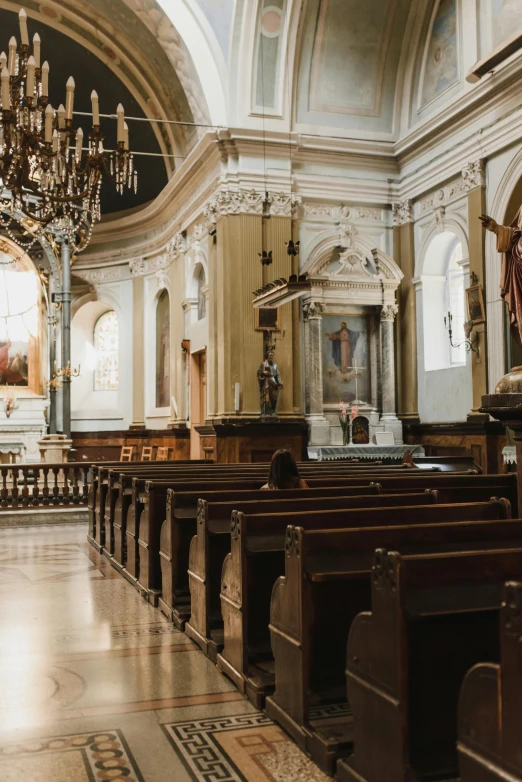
(1, 67, 10, 110)
(19, 9, 29, 47)
(41, 61, 49, 96)
(8, 37, 16, 76)
(26, 55, 35, 98)
(116, 103, 124, 143)
(44, 103, 53, 142)
(90, 89, 99, 126)
(65, 76, 75, 120)
(33, 33, 40, 68)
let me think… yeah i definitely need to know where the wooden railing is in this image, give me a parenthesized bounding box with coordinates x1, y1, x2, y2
(0, 463, 91, 508)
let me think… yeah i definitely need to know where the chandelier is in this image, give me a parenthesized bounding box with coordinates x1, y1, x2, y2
(0, 8, 137, 251)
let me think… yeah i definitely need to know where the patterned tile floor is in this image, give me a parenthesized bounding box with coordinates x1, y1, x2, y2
(0, 523, 330, 781)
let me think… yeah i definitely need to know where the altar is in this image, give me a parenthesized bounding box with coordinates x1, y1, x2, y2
(300, 224, 405, 448)
(308, 445, 425, 462)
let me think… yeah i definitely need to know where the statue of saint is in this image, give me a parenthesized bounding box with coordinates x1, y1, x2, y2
(257, 351, 283, 417)
(480, 210, 522, 345)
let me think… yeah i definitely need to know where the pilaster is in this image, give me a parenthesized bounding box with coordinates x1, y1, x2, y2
(380, 304, 403, 443)
(393, 199, 419, 423)
(463, 159, 488, 419)
(303, 300, 330, 444)
(131, 275, 145, 429)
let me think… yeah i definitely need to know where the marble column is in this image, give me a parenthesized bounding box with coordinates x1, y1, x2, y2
(380, 304, 403, 443)
(303, 300, 330, 444)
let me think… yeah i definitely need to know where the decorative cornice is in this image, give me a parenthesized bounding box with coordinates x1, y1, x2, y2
(392, 199, 413, 226)
(74, 267, 122, 284)
(302, 203, 382, 221)
(129, 232, 186, 277)
(380, 304, 399, 322)
(462, 159, 486, 191)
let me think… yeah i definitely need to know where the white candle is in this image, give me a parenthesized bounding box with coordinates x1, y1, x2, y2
(26, 55, 35, 98)
(8, 37, 16, 76)
(57, 103, 65, 129)
(90, 89, 99, 126)
(1, 67, 10, 110)
(123, 121, 129, 150)
(19, 9, 29, 47)
(75, 126, 83, 160)
(52, 128, 58, 153)
(65, 76, 74, 120)
(116, 102, 124, 143)
(33, 33, 40, 68)
(44, 103, 53, 142)
(41, 61, 49, 96)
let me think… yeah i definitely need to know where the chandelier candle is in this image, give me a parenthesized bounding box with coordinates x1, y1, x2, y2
(1, 67, 10, 110)
(32, 33, 40, 68)
(91, 90, 100, 126)
(44, 103, 53, 143)
(18, 9, 29, 47)
(41, 61, 48, 96)
(26, 55, 35, 98)
(7, 37, 16, 75)
(116, 103, 125, 143)
(0, 53, 6, 71)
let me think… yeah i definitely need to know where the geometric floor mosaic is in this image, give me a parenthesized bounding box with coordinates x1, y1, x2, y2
(164, 713, 330, 782)
(0, 730, 144, 782)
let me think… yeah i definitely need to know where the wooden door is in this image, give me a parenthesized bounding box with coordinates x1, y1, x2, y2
(190, 350, 207, 459)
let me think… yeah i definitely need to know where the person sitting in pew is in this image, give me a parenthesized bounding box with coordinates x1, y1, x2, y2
(261, 449, 309, 490)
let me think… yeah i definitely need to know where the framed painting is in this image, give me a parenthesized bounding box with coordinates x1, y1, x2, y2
(322, 314, 370, 404)
(255, 307, 280, 332)
(466, 285, 485, 324)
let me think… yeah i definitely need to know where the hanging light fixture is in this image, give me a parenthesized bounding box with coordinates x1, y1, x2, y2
(0, 8, 137, 251)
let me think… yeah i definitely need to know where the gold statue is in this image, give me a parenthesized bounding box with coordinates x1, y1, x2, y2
(480, 210, 522, 346)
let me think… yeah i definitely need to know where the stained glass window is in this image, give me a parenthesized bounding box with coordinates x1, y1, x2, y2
(94, 310, 119, 390)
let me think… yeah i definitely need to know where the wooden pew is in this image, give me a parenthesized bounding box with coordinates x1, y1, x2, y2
(185, 482, 517, 661)
(219, 499, 510, 712)
(338, 546, 522, 782)
(457, 580, 522, 782)
(98, 462, 412, 555)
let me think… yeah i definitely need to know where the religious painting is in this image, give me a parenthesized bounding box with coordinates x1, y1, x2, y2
(0, 253, 38, 387)
(491, 0, 522, 49)
(322, 314, 369, 404)
(466, 285, 486, 324)
(421, 0, 459, 107)
(156, 290, 170, 408)
(352, 416, 370, 444)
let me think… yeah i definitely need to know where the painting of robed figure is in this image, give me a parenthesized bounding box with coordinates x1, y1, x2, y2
(322, 315, 369, 404)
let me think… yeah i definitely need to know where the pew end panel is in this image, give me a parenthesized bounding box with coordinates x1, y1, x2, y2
(217, 512, 247, 693)
(158, 489, 176, 622)
(458, 581, 522, 782)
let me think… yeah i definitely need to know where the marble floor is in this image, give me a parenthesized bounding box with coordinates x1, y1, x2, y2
(0, 523, 329, 781)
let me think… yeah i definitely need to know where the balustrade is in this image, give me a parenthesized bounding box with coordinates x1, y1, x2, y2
(0, 463, 91, 509)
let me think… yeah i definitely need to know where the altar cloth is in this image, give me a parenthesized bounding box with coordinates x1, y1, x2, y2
(307, 445, 425, 461)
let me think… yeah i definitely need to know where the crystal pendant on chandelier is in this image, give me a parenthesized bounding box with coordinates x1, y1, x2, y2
(0, 8, 137, 253)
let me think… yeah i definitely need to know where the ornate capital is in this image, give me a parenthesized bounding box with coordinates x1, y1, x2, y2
(462, 159, 485, 191)
(380, 303, 398, 322)
(130, 253, 170, 277)
(204, 188, 301, 220)
(167, 232, 187, 256)
(302, 301, 325, 320)
(392, 199, 413, 226)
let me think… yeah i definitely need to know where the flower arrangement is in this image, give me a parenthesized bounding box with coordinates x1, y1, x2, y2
(339, 401, 349, 446)
(3, 390, 17, 418)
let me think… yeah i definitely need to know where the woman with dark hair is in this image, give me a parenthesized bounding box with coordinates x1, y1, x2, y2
(261, 449, 309, 490)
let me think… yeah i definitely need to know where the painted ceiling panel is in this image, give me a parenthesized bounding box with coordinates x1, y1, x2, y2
(193, 0, 234, 58)
(296, 0, 411, 134)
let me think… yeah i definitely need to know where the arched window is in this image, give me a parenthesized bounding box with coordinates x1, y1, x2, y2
(446, 242, 465, 365)
(421, 232, 466, 371)
(94, 310, 119, 390)
(197, 266, 207, 320)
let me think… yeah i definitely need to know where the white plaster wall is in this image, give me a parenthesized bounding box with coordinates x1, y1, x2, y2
(71, 280, 133, 432)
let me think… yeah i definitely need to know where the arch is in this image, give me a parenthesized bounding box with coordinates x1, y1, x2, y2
(156, 0, 228, 126)
(302, 228, 403, 282)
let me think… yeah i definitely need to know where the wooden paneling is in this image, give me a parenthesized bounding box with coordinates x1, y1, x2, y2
(195, 420, 308, 464)
(404, 421, 506, 474)
(71, 428, 190, 462)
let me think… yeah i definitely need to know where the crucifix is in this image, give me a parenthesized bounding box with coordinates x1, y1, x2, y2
(344, 357, 366, 405)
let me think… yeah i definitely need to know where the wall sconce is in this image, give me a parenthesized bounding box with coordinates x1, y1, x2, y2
(48, 360, 81, 389)
(444, 311, 479, 356)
